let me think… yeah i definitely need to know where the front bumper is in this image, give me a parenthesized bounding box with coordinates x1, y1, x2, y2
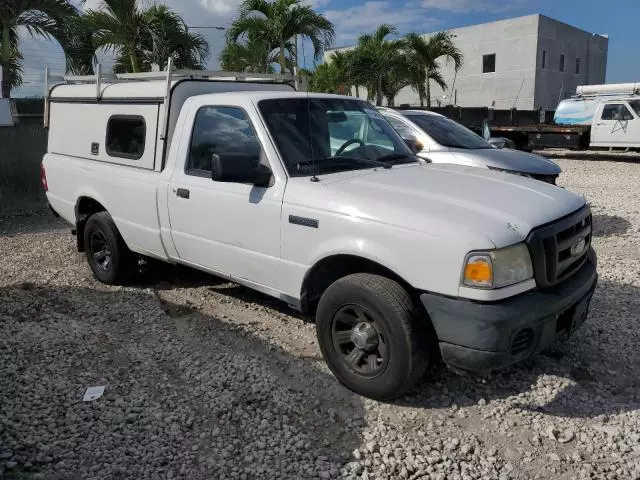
(420, 248, 597, 372)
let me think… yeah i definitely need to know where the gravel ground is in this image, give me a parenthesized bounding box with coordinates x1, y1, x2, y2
(1, 158, 639, 480)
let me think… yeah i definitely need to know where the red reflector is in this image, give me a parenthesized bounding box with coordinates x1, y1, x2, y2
(40, 164, 48, 192)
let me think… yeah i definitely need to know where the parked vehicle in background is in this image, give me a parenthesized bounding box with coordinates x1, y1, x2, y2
(477, 83, 640, 151)
(554, 83, 640, 125)
(552, 83, 640, 150)
(378, 107, 562, 185)
(43, 67, 598, 400)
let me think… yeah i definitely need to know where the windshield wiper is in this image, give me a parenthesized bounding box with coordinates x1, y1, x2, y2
(323, 156, 391, 169)
(290, 156, 391, 171)
(376, 153, 417, 164)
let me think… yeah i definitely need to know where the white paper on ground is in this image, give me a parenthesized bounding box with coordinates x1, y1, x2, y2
(83, 386, 105, 402)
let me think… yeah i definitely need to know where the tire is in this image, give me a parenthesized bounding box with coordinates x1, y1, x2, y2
(83, 212, 133, 285)
(316, 273, 430, 400)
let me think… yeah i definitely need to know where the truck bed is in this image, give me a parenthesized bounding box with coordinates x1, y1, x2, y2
(44, 153, 168, 260)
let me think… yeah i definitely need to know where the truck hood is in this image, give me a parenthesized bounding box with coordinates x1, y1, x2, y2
(449, 148, 562, 175)
(311, 163, 585, 248)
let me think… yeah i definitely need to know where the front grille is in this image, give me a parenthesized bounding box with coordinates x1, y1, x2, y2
(511, 329, 534, 355)
(526, 206, 592, 288)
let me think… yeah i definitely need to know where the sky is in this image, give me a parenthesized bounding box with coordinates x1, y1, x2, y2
(9, 0, 640, 97)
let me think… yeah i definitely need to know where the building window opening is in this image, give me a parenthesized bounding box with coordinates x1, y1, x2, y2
(482, 54, 496, 73)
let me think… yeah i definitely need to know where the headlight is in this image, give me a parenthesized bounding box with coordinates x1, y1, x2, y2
(462, 243, 533, 289)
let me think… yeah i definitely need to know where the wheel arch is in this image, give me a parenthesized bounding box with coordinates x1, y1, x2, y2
(300, 254, 417, 316)
(74, 196, 108, 252)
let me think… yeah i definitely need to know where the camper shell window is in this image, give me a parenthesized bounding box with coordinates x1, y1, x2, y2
(106, 115, 146, 160)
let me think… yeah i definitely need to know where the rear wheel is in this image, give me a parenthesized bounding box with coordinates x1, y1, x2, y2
(84, 212, 133, 285)
(316, 273, 430, 400)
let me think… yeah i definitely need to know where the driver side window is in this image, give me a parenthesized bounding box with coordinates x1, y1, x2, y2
(186, 106, 262, 178)
(601, 104, 634, 121)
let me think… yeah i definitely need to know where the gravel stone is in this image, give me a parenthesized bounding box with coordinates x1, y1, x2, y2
(1, 157, 639, 479)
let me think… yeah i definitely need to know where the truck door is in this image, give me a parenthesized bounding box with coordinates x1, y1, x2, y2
(591, 103, 637, 147)
(167, 105, 283, 288)
(627, 100, 640, 147)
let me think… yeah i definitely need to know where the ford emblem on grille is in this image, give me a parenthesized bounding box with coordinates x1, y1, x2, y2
(570, 236, 586, 257)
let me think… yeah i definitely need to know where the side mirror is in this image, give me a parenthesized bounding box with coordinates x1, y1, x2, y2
(488, 137, 516, 149)
(482, 118, 492, 141)
(403, 135, 423, 154)
(211, 153, 272, 187)
(488, 137, 506, 149)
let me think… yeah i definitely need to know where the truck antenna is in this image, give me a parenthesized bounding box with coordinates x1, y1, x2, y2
(302, 36, 319, 183)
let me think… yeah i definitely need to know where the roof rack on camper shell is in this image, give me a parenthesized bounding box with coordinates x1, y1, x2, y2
(575, 83, 640, 97)
(43, 57, 307, 129)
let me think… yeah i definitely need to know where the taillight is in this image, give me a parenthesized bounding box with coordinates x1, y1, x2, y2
(40, 164, 48, 192)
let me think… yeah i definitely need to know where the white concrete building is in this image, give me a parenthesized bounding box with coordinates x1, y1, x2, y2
(324, 14, 609, 110)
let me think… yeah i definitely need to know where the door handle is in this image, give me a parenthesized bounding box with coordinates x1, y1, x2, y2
(176, 188, 190, 199)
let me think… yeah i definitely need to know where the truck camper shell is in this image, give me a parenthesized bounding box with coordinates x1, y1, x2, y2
(44, 61, 304, 171)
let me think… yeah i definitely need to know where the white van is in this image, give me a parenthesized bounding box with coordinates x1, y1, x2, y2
(42, 66, 598, 400)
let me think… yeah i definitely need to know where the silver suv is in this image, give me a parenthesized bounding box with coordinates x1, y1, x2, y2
(379, 107, 562, 185)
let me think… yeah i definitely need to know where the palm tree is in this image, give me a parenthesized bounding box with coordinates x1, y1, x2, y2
(404, 55, 447, 107)
(325, 50, 355, 95)
(350, 24, 402, 106)
(0, 0, 78, 98)
(305, 63, 338, 93)
(403, 32, 462, 108)
(81, 0, 145, 73)
(227, 0, 335, 74)
(220, 35, 295, 73)
(54, 14, 96, 75)
(143, 5, 209, 71)
(381, 55, 411, 107)
(82, 0, 209, 74)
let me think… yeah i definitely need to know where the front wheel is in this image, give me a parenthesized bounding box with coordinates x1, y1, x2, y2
(84, 212, 133, 285)
(316, 273, 430, 400)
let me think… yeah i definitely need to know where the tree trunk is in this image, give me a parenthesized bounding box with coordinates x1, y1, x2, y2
(426, 78, 431, 109)
(376, 76, 383, 106)
(129, 50, 140, 73)
(0, 60, 11, 98)
(1, 28, 12, 98)
(355, 85, 360, 98)
(279, 42, 286, 74)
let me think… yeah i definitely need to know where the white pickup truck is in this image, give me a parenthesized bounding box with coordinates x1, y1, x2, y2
(555, 93, 640, 149)
(43, 69, 598, 400)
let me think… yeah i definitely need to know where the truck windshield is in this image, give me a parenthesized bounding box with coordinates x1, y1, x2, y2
(406, 114, 493, 150)
(258, 97, 417, 177)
